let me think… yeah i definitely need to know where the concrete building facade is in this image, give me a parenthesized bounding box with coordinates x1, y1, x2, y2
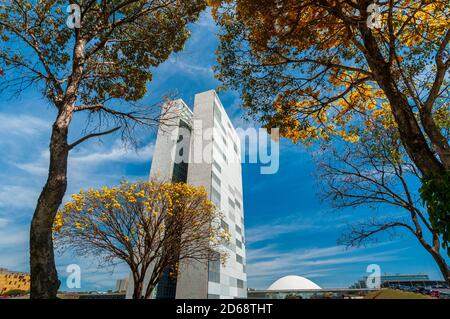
(126, 90, 247, 299)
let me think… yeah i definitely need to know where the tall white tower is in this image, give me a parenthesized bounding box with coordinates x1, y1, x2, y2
(126, 90, 247, 299)
(176, 90, 247, 299)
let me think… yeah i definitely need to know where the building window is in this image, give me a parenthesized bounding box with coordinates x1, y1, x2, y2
(237, 279, 244, 289)
(228, 198, 235, 209)
(221, 219, 229, 231)
(229, 211, 235, 222)
(211, 186, 221, 206)
(214, 102, 222, 121)
(214, 141, 226, 163)
(171, 120, 191, 183)
(208, 251, 221, 284)
(213, 160, 222, 173)
(228, 185, 234, 196)
(235, 225, 242, 235)
(236, 254, 243, 264)
(222, 136, 228, 147)
(212, 171, 221, 187)
(236, 239, 242, 249)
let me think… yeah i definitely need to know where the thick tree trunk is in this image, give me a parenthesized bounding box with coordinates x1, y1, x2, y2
(131, 265, 145, 299)
(30, 121, 70, 299)
(358, 25, 445, 178)
(421, 243, 450, 286)
(144, 282, 156, 299)
(413, 227, 450, 285)
(30, 35, 84, 298)
(431, 252, 450, 286)
(132, 280, 143, 299)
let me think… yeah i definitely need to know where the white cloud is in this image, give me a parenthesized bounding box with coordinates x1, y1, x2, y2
(0, 217, 8, 228)
(0, 250, 29, 271)
(246, 222, 317, 244)
(13, 141, 154, 179)
(0, 228, 28, 247)
(0, 213, 28, 273)
(0, 113, 49, 136)
(246, 213, 346, 244)
(246, 242, 406, 289)
(70, 141, 154, 166)
(0, 185, 40, 209)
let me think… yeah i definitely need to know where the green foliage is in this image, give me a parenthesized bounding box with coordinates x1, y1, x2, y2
(420, 171, 450, 253)
(0, 0, 207, 104)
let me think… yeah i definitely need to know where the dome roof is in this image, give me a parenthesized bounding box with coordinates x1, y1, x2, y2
(267, 275, 321, 291)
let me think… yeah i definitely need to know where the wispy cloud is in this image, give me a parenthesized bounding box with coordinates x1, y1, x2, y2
(0, 113, 49, 137)
(246, 222, 317, 244)
(246, 212, 346, 244)
(0, 218, 8, 228)
(0, 185, 40, 209)
(0, 219, 29, 271)
(13, 141, 154, 178)
(70, 141, 154, 166)
(246, 243, 409, 289)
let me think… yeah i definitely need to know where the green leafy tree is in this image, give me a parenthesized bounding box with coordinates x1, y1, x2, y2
(0, 0, 206, 298)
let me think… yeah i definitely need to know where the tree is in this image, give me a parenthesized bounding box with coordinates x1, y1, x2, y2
(210, 0, 450, 247)
(53, 181, 229, 299)
(316, 121, 450, 284)
(0, 0, 206, 298)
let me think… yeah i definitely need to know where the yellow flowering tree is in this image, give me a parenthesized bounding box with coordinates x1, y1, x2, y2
(53, 181, 229, 299)
(211, 0, 450, 247)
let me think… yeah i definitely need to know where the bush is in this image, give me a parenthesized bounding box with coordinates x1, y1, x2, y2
(2, 289, 28, 297)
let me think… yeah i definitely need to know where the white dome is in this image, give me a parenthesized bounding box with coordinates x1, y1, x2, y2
(267, 275, 321, 291)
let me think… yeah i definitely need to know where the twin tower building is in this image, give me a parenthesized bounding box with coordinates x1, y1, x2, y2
(126, 90, 247, 299)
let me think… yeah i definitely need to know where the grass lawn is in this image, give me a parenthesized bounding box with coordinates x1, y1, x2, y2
(365, 289, 434, 299)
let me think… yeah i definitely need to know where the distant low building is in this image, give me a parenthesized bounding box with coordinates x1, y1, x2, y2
(248, 275, 374, 299)
(0, 268, 30, 295)
(349, 273, 447, 289)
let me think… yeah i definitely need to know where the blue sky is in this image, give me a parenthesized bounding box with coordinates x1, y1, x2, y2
(0, 11, 447, 292)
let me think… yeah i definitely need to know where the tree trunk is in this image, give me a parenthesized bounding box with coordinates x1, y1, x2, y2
(30, 121, 70, 299)
(358, 25, 445, 178)
(414, 230, 450, 286)
(29, 34, 85, 298)
(425, 247, 450, 286)
(132, 280, 143, 299)
(131, 268, 145, 299)
(144, 282, 156, 299)
(433, 254, 450, 286)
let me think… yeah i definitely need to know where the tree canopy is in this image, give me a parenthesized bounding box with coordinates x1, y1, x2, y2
(211, 0, 450, 246)
(53, 181, 229, 299)
(0, 0, 207, 298)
